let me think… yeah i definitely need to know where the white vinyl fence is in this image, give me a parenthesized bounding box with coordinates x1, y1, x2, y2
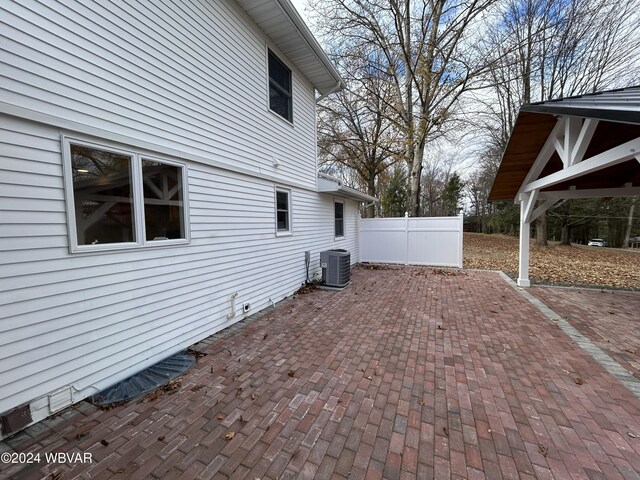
(359, 214, 463, 267)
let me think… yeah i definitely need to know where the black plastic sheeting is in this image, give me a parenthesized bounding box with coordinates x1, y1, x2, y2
(89, 351, 195, 406)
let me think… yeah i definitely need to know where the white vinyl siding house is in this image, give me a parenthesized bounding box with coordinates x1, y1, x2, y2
(0, 0, 371, 438)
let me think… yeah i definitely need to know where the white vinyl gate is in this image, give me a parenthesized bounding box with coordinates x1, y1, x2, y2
(359, 214, 463, 267)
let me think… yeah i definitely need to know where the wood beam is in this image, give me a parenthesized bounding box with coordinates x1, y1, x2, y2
(517, 117, 565, 198)
(522, 137, 640, 193)
(529, 198, 559, 223)
(538, 186, 640, 200)
(564, 117, 582, 168)
(522, 190, 539, 224)
(570, 118, 599, 166)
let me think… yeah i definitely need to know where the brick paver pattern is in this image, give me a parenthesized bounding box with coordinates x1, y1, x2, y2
(531, 286, 640, 381)
(1, 267, 640, 479)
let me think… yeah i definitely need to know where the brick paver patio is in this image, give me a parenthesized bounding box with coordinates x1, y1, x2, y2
(530, 286, 640, 382)
(1, 267, 640, 479)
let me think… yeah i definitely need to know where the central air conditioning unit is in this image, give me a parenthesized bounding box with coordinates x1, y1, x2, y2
(320, 249, 351, 288)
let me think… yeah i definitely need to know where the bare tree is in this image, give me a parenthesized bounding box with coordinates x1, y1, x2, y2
(311, 0, 499, 216)
(470, 0, 640, 242)
(318, 50, 402, 217)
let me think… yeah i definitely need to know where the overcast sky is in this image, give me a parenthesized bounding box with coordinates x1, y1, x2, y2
(290, 0, 312, 27)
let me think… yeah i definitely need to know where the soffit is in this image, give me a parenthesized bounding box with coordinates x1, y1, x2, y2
(489, 87, 640, 201)
(235, 0, 344, 95)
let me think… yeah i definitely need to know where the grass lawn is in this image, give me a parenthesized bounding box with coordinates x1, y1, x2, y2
(464, 232, 640, 290)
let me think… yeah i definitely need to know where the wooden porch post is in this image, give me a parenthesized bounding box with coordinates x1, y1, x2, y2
(518, 196, 531, 287)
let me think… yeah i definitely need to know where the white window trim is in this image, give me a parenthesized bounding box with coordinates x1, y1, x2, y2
(266, 46, 294, 127)
(334, 199, 345, 239)
(274, 186, 293, 236)
(61, 136, 190, 253)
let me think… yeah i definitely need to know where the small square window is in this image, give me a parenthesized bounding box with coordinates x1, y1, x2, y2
(275, 188, 291, 234)
(335, 201, 344, 237)
(268, 50, 292, 122)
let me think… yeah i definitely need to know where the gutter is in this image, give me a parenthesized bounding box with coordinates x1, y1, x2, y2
(275, 0, 345, 95)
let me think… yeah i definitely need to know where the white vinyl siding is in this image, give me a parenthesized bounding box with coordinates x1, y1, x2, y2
(0, 116, 360, 435)
(0, 0, 318, 189)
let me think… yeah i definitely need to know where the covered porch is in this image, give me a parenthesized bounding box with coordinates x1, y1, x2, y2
(489, 86, 640, 286)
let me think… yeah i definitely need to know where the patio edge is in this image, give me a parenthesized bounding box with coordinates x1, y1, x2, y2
(497, 271, 640, 399)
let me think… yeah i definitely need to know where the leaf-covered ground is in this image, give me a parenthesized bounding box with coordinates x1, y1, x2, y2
(464, 233, 640, 290)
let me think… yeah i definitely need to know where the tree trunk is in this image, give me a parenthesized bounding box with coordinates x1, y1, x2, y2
(366, 175, 376, 218)
(624, 199, 636, 247)
(560, 221, 571, 245)
(408, 146, 423, 217)
(535, 213, 548, 246)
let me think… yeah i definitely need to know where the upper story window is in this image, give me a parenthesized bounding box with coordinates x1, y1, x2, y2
(64, 139, 188, 252)
(268, 50, 292, 122)
(335, 201, 344, 237)
(275, 187, 292, 235)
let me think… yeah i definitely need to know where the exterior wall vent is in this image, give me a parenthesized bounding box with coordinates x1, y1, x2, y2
(320, 249, 351, 287)
(48, 386, 73, 414)
(1, 404, 32, 437)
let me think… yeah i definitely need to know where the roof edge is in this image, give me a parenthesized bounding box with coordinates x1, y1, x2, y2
(317, 173, 378, 202)
(275, 0, 345, 93)
(521, 104, 640, 125)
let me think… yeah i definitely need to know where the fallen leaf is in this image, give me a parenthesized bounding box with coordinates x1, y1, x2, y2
(217, 414, 225, 420)
(100, 439, 109, 446)
(538, 444, 548, 457)
(418, 400, 425, 406)
(575, 377, 584, 385)
(288, 370, 296, 377)
(463, 233, 639, 290)
(437, 325, 447, 330)
(158, 436, 165, 441)
(443, 427, 449, 437)
(624, 347, 637, 355)
(225, 431, 235, 440)
(239, 416, 247, 423)
(263, 333, 268, 340)
(236, 387, 243, 396)
(251, 393, 256, 400)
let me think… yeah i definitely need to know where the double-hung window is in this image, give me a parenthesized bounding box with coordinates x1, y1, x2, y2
(268, 50, 292, 122)
(334, 201, 344, 238)
(63, 138, 188, 252)
(275, 188, 292, 235)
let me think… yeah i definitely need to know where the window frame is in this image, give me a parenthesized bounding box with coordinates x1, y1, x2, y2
(274, 187, 292, 236)
(62, 136, 190, 253)
(267, 48, 293, 124)
(334, 200, 345, 239)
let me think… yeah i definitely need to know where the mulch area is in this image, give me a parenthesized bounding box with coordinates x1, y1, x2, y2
(1, 266, 640, 480)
